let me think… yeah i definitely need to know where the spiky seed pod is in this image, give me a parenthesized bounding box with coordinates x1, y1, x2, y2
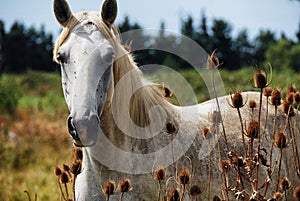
(207, 50, 220, 69)
(231, 92, 244, 109)
(275, 132, 287, 149)
(154, 166, 166, 182)
(168, 189, 180, 201)
(248, 100, 257, 109)
(287, 84, 297, 94)
(273, 191, 282, 199)
(294, 185, 300, 200)
(60, 172, 69, 184)
(63, 163, 70, 172)
(178, 168, 190, 185)
(282, 100, 295, 117)
(264, 87, 272, 97)
(70, 161, 81, 175)
(246, 121, 259, 139)
(220, 160, 231, 173)
(118, 178, 131, 193)
(74, 148, 83, 161)
(295, 92, 300, 104)
(285, 92, 295, 104)
(270, 89, 281, 106)
(236, 156, 244, 167)
(212, 195, 222, 201)
(190, 185, 201, 196)
(210, 111, 222, 124)
(202, 127, 209, 139)
(55, 166, 62, 176)
(254, 71, 267, 88)
(103, 180, 116, 196)
(166, 121, 177, 135)
(279, 177, 290, 191)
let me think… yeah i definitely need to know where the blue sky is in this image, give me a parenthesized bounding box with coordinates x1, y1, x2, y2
(1, 0, 299, 40)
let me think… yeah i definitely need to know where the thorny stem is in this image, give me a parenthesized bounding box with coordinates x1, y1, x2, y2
(64, 183, 69, 200)
(181, 184, 186, 201)
(157, 181, 162, 201)
(208, 149, 211, 201)
(255, 87, 263, 191)
(289, 118, 300, 179)
(276, 148, 283, 192)
(237, 108, 247, 158)
(58, 178, 67, 201)
(262, 96, 270, 145)
(24, 191, 31, 201)
(211, 68, 230, 152)
(119, 193, 124, 201)
(264, 105, 278, 197)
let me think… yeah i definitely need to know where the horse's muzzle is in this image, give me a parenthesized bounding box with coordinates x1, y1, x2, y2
(67, 116, 98, 147)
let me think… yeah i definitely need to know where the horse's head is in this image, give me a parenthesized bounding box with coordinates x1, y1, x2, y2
(53, 0, 118, 147)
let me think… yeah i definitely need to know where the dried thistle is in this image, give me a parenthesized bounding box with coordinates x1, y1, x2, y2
(246, 120, 259, 139)
(275, 132, 287, 149)
(55, 166, 62, 176)
(220, 160, 231, 173)
(162, 83, 173, 98)
(248, 99, 257, 109)
(178, 168, 190, 185)
(282, 100, 295, 117)
(285, 92, 295, 105)
(70, 161, 81, 175)
(254, 70, 267, 89)
(229, 91, 245, 109)
(60, 172, 69, 184)
(103, 180, 116, 198)
(210, 110, 222, 124)
(74, 148, 83, 161)
(190, 185, 201, 196)
(154, 166, 166, 182)
(264, 87, 272, 97)
(118, 178, 131, 193)
(63, 163, 70, 172)
(279, 177, 290, 191)
(207, 49, 221, 69)
(168, 189, 180, 201)
(166, 121, 177, 135)
(294, 185, 300, 200)
(270, 89, 281, 106)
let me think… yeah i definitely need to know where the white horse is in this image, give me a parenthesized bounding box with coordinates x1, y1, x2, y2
(53, 0, 300, 200)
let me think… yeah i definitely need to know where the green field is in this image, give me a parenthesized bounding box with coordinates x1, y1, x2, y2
(0, 67, 300, 200)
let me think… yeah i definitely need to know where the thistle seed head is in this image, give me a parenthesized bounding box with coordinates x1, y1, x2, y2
(220, 160, 231, 173)
(154, 166, 166, 182)
(118, 178, 131, 193)
(246, 121, 259, 139)
(60, 172, 69, 184)
(254, 71, 267, 88)
(103, 180, 116, 196)
(248, 100, 257, 109)
(190, 185, 201, 196)
(264, 87, 272, 97)
(55, 166, 62, 176)
(178, 168, 190, 185)
(279, 177, 290, 191)
(275, 132, 287, 149)
(270, 89, 281, 106)
(294, 185, 300, 200)
(168, 189, 180, 201)
(231, 92, 244, 109)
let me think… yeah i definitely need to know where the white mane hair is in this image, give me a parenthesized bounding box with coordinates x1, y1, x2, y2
(53, 11, 175, 136)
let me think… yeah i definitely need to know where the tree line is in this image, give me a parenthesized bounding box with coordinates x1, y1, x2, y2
(0, 13, 300, 74)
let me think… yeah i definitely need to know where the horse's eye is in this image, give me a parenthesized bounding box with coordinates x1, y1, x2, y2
(57, 53, 66, 64)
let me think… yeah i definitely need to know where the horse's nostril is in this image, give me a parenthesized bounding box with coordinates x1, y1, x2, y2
(67, 117, 77, 137)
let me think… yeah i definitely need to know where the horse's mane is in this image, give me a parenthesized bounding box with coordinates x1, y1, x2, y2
(53, 11, 174, 134)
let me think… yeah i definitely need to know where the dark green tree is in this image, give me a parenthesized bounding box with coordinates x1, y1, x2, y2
(0, 20, 5, 74)
(233, 29, 254, 67)
(195, 11, 212, 52)
(253, 29, 276, 65)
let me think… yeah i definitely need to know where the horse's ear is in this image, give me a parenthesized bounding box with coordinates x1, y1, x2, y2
(101, 0, 118, 26)
(53, 0, 73, 27)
